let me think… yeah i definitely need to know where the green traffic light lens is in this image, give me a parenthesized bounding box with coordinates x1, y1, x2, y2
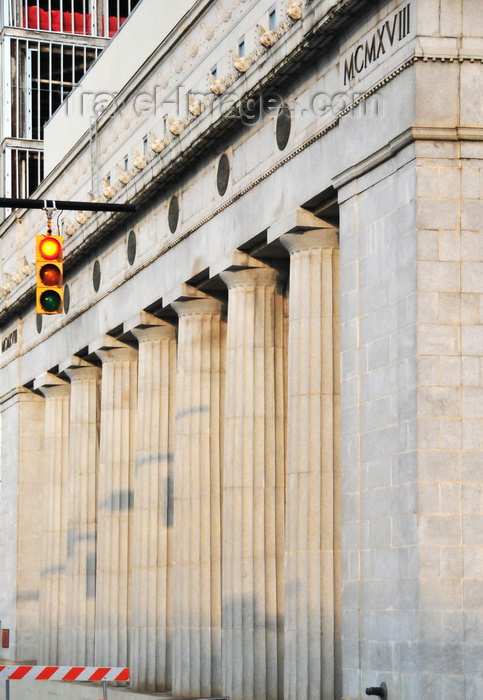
(40, 290, 61, 312)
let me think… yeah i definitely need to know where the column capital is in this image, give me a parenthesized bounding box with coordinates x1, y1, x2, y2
(280, 226, 339, 255)
(88, 335, 138, 363)
(163, 282, 208, 308)
(1, 385, 43, 408)
(124, 312, 176, 343)
(34, 372, 70, 398)
(211, 249, 284, 279)
(60, 356, 101, 383)
(172, 295, 223, 318)
(267, 207, 337, 243)
(220, 264, 282, 290)
(214, 251, 286, 290)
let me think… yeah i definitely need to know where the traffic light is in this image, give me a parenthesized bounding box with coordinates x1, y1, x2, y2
(36, 234, 63, 314)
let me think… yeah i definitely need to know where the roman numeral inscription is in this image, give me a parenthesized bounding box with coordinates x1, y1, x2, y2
(343, 3, 411, 86)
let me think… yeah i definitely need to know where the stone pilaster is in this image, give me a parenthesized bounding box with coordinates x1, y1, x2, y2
(219, 262, 285, 700)
(171, 295, 224, 698)
(90, 336, 138, 667)
(34, 373, 70, 665)
(61, 357, 101, 666)
(280, 226, 340, 700)
(128, 314, 177, 691)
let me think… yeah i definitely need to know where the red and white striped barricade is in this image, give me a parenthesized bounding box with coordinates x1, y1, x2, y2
(0, 666, 129, 682)
(0, 666, 129, 700)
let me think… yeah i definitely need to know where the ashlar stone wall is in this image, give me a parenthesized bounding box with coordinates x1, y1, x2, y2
(416, 140, 483, 699)
(339, 137, 483, 700)
(339, 142, 418, 700)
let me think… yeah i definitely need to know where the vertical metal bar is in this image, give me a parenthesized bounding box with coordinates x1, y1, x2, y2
(7, 37, 14, 137)
(15, 39, 19, 138)
(26, 43, 32, 139)
(7, 38, 12, 137)
(89, 0, 95, 35)
(12, 149, 16, 198)
(102, 681, 108, 700)
(5, 148, 12, 197)
(36, 42, 40, 140)
(60, 45, 64, 102)
(49, 42, 53, 124)
(90, 119, 96, 194)
(14, 149, 18, 198)
(22, 150, 27, 199)
(34, 42, 37, 140)
(5, 679, 10, 700)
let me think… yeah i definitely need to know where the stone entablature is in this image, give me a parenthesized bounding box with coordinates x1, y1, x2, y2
(1, 0, 481, 337)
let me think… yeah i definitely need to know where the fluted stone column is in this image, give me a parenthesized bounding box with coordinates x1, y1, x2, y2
(0, 387, 45, 662)
(280, 226, 340, 700)
(171, 295, 224, 698)
(61, 357, 101, 666)
(90, 336, 138, 667)
(220, 262, 285, 700)
(34, 372, 70, 665)
(128, 313, 177, 691)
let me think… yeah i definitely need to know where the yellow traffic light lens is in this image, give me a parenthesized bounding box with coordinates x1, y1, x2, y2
(40, 290, 62, 313)
(40, 264, 61, 286)
(39, 236, 62, 260)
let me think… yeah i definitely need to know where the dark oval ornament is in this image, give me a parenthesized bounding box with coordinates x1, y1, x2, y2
(168, 195, 179, 233)
(127, 230, 136, 265)
(276, 103, 292, 151)
(217, 154, 230, 196)
(63, 283, 70, 314)
(93, 260, 101, 292)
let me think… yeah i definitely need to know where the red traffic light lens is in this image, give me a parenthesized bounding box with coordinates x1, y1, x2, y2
(39, 290, 62, 313)
(40, 264, 61, 286)
(39, 236, 62, 260)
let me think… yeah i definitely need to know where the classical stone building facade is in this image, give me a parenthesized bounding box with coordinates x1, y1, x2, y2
(0, 1, 482, 699)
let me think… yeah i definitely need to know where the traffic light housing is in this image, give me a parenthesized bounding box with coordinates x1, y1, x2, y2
(36, 234, 63, 314)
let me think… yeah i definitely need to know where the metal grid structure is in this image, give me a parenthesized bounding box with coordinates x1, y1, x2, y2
(0, 0, 141, 201)
(7, 38, 100, 140)
(3, 0, 141, 37)
(3, 147, 43, 198)
(1, 37, 100, 197)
